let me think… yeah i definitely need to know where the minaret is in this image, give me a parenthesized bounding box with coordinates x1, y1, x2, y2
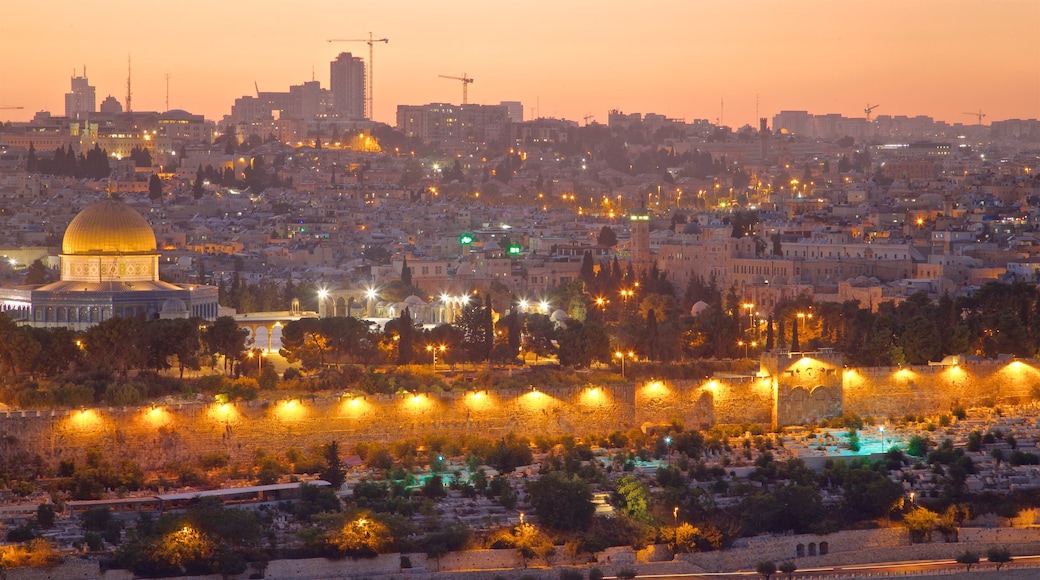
(629, 204, 650, 266)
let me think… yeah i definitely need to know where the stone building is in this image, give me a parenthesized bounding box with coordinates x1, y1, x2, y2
(0, 197, 219, 330)
(761, 348, 844, 427)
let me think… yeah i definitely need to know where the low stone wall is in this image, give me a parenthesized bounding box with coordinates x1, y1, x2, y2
(434, 548, 520, 571)
(7, 558, 100, 580)
(263, 553, 406, 578)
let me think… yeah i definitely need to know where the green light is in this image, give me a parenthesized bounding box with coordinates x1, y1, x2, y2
(459, 233, 474, 244)
(508, 245, 521, 255)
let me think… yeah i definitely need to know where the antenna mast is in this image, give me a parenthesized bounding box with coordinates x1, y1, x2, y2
(125, 55, 133, 113)
(165, 73, 170, 112)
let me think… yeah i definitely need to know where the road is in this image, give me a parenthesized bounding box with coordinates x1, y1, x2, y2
(618, 553, 1040, 578)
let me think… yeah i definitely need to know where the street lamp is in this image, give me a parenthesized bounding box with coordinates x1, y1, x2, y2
(797, 311, 814, 332)
(742, 303, 755, 334)
(737, 340, 757, 359)
(365, 287, 378, 317)
(673, 506, 679, 527)
(427, 344, 446, 369)
(318, 288, 329, 317)
(247, 350, 263, 373)
(614, 350, 634, 378)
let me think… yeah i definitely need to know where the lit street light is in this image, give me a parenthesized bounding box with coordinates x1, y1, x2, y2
(318, 288, 330, 317)
(737, 340, 757, 359)
(614, 350, 635, 378)
(247, 349, 264, 373)
(427, 344, 447, 369)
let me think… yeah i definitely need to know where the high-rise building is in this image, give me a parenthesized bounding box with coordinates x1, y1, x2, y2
(396, 103, 509, 143)
(330, 52, 366, 120)
(500, 101, 524, 123)
(65, 70, 96, 119)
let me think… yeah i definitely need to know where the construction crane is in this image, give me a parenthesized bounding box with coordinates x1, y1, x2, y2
(582, 113, 595, 126)
(0, 106, 24, 110)
(327, 32, 389, 120)
(438, 74, 474, 105)
(864, 103, 880, 123)
(963, 109, 986, 125)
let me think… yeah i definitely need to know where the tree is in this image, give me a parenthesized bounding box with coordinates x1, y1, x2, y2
(512, 523, 554, 568)
(148, 173, 163, 201)
(956, 550, 979, 572)
(423, 524, 471, 567)
(614, 475, 652, 523)
(24, 258, 51, 285)
(839, 463, 904, 521)
(527, 471, 594, 531)
(321, 442, 346, 489)
(82, 316, 142, 378)
(330, 514, 393, 558)
(901, 315, 941, 364)
(580, 251, 595, 283)
(26, 142, 37, 173)
(192, 166, 205, 199)
(557, 320, 611, 369)
(597, 226, 617, 247)
(204, 316, 249, 375)
(904, 506, 937, 543)
(36, 503, 55, 529)
(778, 561, 797, 577)
(986, 546, 1012, 570)
(393, 308, 416, 365)
(456, 296, 492, 364)
(756, 561, 777, 579)
(400, 257, 412, 287)
(129, 145, 152, 168)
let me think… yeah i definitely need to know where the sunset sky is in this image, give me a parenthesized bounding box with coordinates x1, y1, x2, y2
(1, 1, 1037, 127)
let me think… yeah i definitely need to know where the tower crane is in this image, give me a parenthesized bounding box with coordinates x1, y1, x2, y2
(438, 74, 474, 105)
(0, 106, 24, 110)
(583, 113, 596, 126)
(864, 103, 880, 123)
(963, 109, 986, 125)
(328, 33, 389, 120)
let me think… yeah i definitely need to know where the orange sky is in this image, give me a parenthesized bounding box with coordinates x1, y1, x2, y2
(1, 1, 1037, 127)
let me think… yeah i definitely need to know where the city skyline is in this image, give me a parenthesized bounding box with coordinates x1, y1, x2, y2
(0, 0, 1038, 127)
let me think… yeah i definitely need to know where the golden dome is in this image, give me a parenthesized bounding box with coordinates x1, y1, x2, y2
(62, 198, 157, 255)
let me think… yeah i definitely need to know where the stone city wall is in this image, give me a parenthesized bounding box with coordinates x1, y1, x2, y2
(1, 359, 1039, 469)
(843, 360, 1040, 419)
(0, 385, 635, 470)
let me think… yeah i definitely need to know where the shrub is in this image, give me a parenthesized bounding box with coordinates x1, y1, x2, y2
(588, 568, 604, 580)
(560, 569, 584, 580)
(616, 568, 637, 579)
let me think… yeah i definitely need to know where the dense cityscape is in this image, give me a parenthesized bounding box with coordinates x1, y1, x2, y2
(0, 3, 1039, 580)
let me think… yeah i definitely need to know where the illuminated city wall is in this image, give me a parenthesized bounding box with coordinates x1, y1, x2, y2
(0, 359, 1037, 470)
(843, 359, 1040, 418)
